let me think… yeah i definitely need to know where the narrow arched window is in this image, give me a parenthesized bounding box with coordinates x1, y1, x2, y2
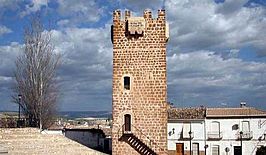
(124, 76, 130, 90)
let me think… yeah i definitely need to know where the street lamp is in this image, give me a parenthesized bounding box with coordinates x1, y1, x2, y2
(225, 147, 230, 155)
(189, 130, 192, 155)
(240, 131, 243, 155)
(18, 94, 22, 120)
(204, 145, 208, 155)
(172, 128, 175, 134)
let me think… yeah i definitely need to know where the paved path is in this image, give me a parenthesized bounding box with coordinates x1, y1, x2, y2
(0, 128, 108, 155)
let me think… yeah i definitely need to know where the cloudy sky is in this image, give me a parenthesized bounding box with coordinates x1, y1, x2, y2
(0, 0, 266, 111)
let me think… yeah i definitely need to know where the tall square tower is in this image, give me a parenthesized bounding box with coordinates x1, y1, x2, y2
(112, 9, 169, 155)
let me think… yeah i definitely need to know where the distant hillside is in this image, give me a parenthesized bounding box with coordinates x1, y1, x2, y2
(58, 111, 112, 119)
(0, 111, 19, 118)
(0, 111, 112, 119)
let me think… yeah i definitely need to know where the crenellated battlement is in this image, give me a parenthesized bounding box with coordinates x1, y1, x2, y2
(113, 9, 166, 22)
(111, 9, 169, 44)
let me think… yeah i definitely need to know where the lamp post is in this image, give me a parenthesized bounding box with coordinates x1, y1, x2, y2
(18, 94, 22, 120)
(189, 130, 192, 155)
(204, 145, 208, 155)
(240, 131, 243, 155)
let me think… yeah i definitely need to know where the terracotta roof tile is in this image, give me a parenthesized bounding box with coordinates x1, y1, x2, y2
(168, 107, 206, 119)
(206, 107, 266, 117)
(168, 107, 266, 119)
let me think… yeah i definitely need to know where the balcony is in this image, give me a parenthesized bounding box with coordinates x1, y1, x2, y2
(236, 131, 253, 140)
(180, 131, 194, 140)
(207, 131, 223, 140)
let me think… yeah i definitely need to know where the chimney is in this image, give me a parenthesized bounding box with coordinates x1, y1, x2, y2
(240, 101, 246, 108)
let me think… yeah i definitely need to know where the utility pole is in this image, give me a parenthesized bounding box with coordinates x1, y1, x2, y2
(189, 130, 192, 155)
(18, 94, 22, 120)
(189, 122, 192, 155)
(240, 131, 243, 155)
(17, 94, 22, 127)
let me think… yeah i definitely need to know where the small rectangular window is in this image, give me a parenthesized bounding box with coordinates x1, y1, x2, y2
(192, 143, 199, 155)
(212, 145, 219, 155)
(242, 121, 250, 132)
(183, 123, 190, 138)
(211, 122, 220, 133)
(124, 76, 130, 90)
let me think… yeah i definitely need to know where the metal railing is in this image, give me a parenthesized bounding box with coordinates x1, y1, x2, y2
(236, 131, 253, 140)
(117, 124, 168, 154)
(181, 131, 194, 139)
(207, 131, 223, 139)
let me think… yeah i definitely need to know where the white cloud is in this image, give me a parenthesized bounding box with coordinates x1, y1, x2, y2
(57, 19, 70, 27)
(167, 51, 266, 107)
(56, 0, 103, 25)
(0, 0, 20, 10)
(0, 25, 12, 36)
(165, 0, 266, 56)
(20, 0, 49, 17)
(119, 0, 164, 12)
(215, 0, 249, 15)
(0, 42, 23, 110)
(50, 25, 113, 110)
(0, 42, 22, 75)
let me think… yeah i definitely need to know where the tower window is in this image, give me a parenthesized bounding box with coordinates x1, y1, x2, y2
(124, 76, 130, 90)
(124, 114, 131, 132)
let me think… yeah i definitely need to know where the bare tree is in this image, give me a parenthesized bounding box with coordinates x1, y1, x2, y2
(12, 15, 60, 129)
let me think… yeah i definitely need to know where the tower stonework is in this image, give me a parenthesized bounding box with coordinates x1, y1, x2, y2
(112, 9, 169, 155)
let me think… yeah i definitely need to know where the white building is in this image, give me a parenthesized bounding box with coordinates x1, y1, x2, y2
(167, 104, 266, 155)
(63, 128, 111, 154)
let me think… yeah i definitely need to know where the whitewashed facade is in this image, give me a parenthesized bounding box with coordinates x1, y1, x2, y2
(168, 119, 206, 155)
(167, 106, 266, 155)
(205, 118, 266, 155)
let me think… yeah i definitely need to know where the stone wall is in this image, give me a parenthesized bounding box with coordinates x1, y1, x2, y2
(112, 9, 168, 155)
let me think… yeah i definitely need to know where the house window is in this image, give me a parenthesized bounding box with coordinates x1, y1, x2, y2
(212, 145, 219, 155)
(242, 121, 250, 132)
(211, 121, 220, 133)
(124, 76, 130, 90)
(208, 121, 222, 139)
(192, 143, 199, 155)
(182, 123, 191, 138)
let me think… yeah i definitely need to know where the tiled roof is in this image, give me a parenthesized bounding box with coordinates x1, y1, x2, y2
(206, 107, 266, 117)
(168, 107, 206, 119)
(168, 107, 266, 119)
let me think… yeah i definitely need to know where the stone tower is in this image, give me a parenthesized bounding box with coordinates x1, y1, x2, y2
(111, 9, 169, 155)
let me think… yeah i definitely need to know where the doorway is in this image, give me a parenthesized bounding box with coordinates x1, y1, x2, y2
(234, 146, 242, 155)
(124, 114, 131, 132)
(176, 143, 184, 155)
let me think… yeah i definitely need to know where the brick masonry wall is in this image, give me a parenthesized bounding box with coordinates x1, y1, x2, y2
(112, 9, 168, 155)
